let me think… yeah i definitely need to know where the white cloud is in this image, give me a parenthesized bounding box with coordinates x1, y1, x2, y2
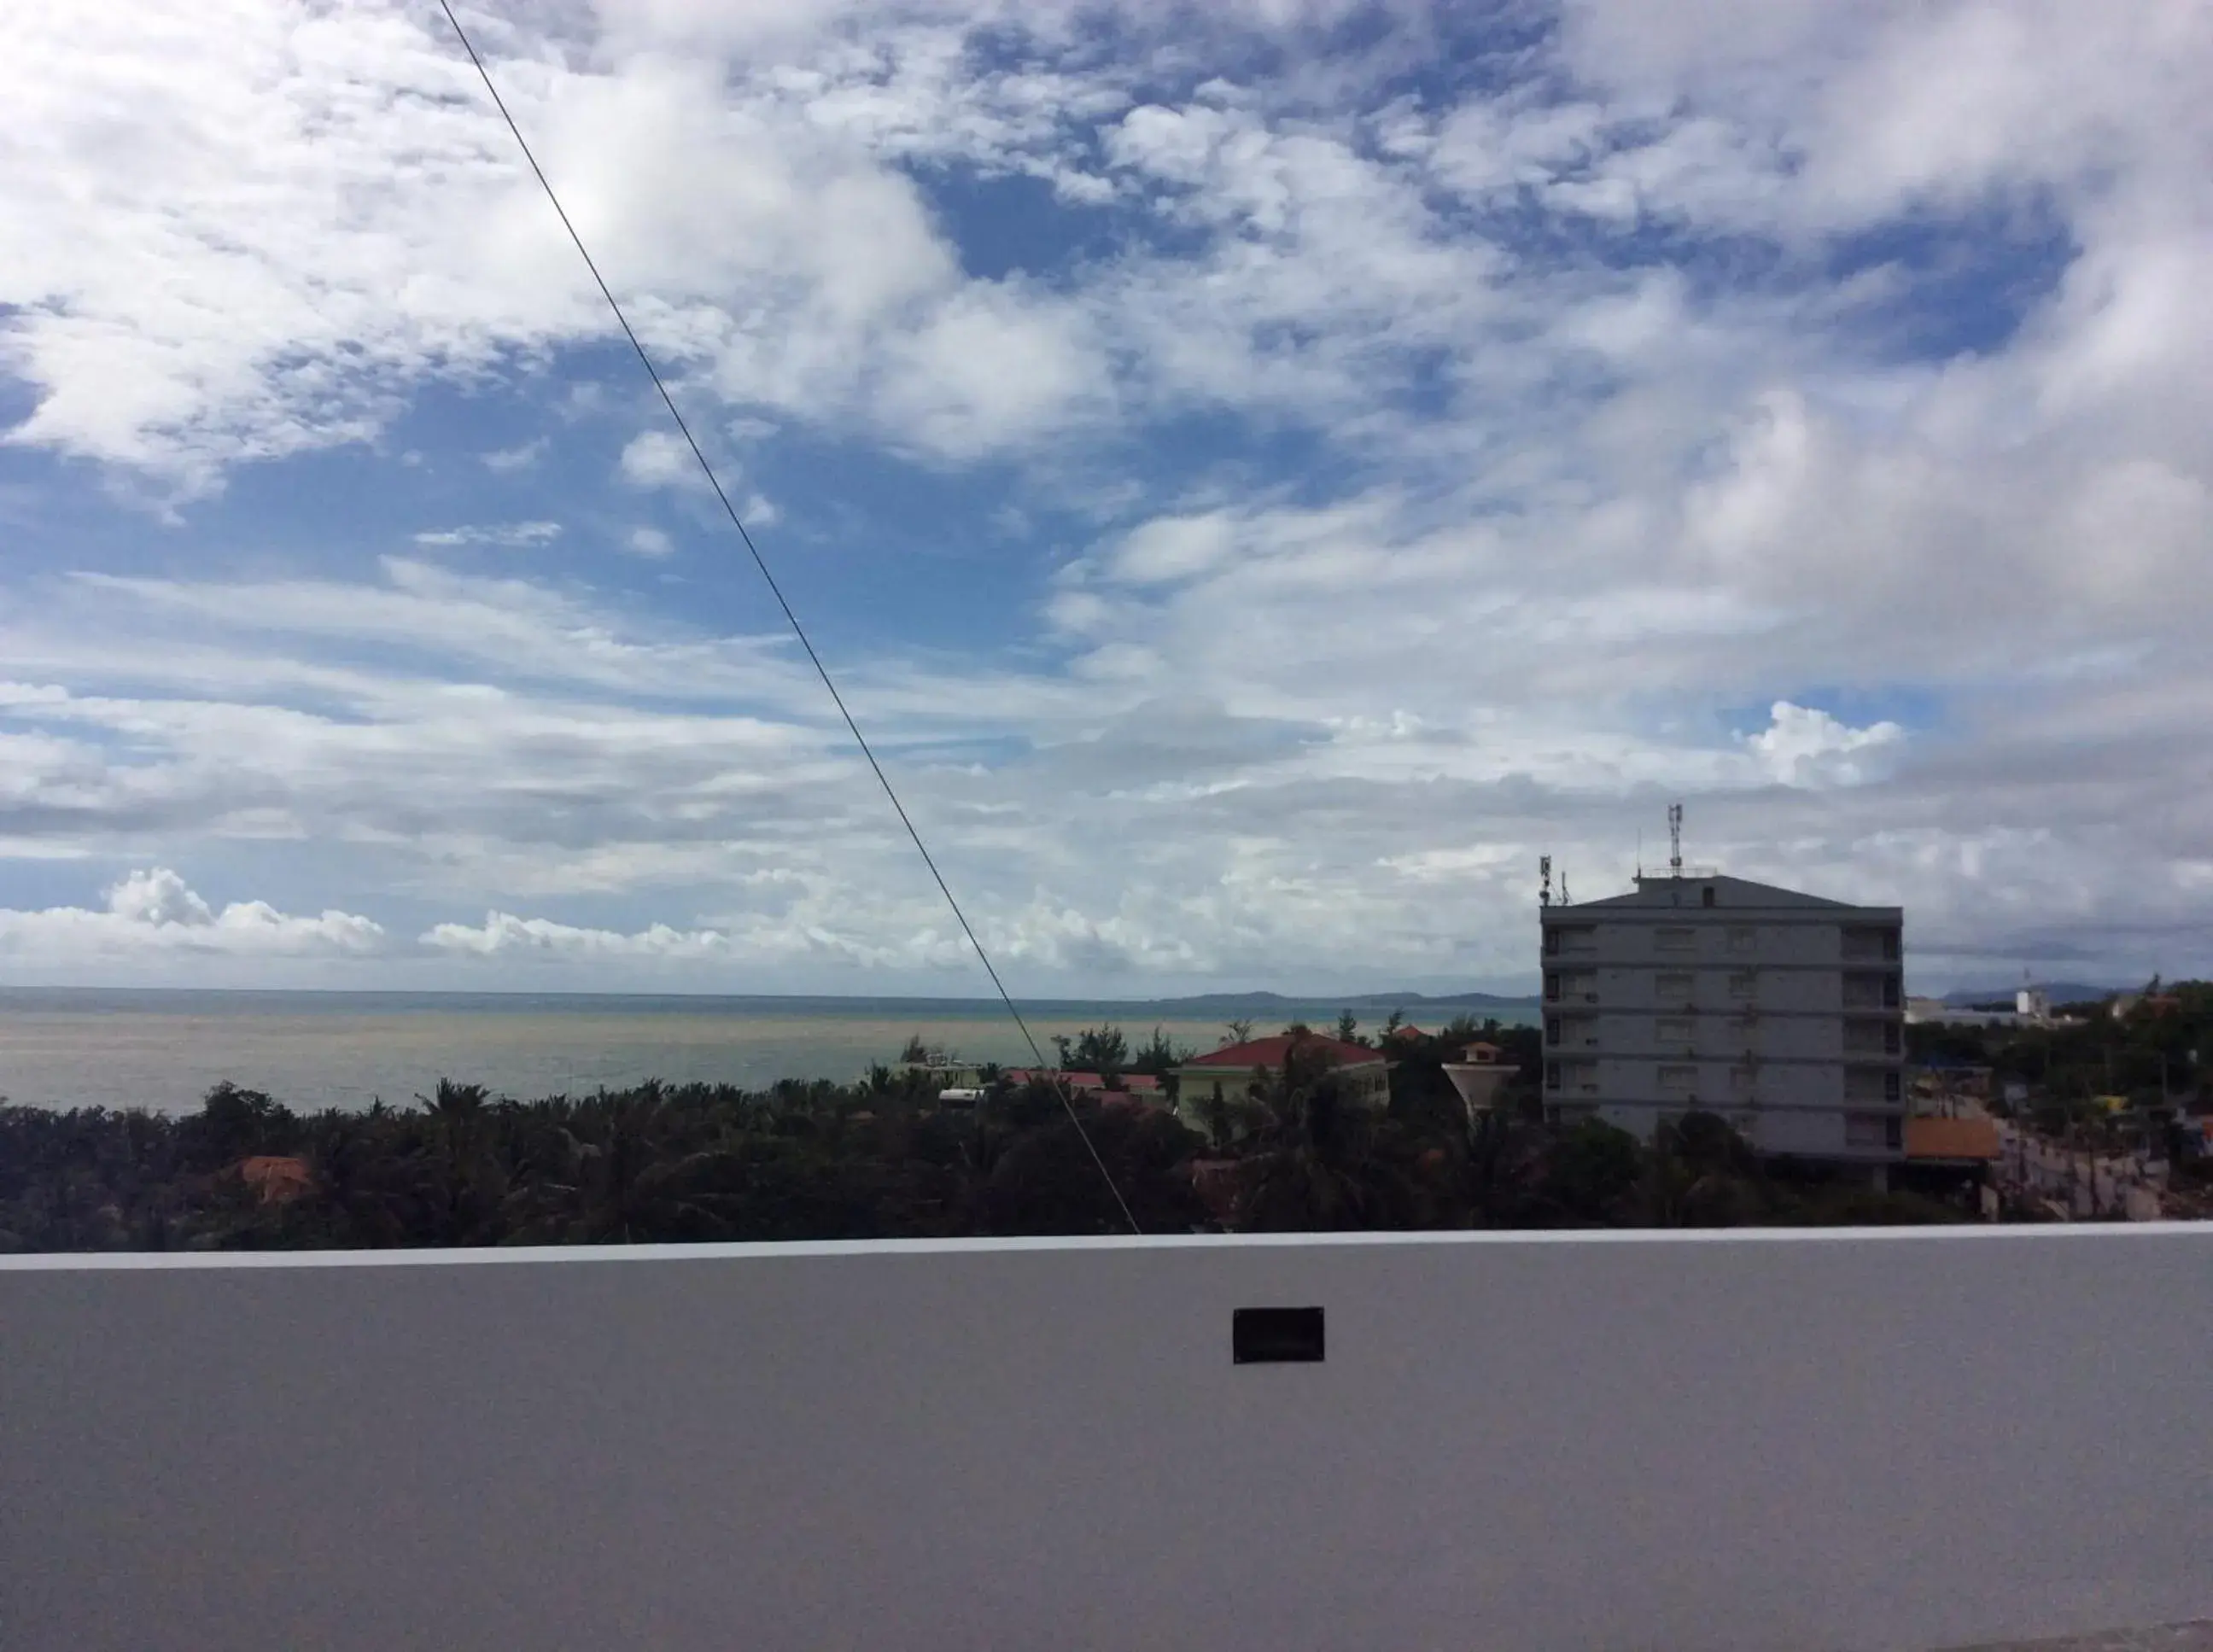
(480, 437, 549, 472)
(618, 430, 698, 490)
(422, 911, 734, 960)
(411, 521, 563, 548)
(1738, 701, 1904, 788)
(625, 526, 675, 558)
(0, 869, 383, 959)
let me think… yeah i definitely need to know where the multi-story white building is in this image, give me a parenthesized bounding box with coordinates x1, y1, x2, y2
(1539, 873, 1905, 1170)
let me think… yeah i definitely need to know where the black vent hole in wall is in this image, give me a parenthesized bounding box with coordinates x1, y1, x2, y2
(1234, 1306, 1324, 1364)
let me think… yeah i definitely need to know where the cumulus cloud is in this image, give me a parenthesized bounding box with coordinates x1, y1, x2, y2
(1739, 701, 1904, 788)
(0, 870, 383, 958)
(625, 526, 675, 558)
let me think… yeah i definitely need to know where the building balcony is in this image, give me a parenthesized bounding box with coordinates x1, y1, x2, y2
(4, 1232, 2210, 1652)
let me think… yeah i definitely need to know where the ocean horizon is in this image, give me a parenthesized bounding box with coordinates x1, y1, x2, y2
(0, 986, 1537, 1115)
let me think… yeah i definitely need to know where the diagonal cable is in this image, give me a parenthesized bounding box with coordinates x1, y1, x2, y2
(432, 0, 1140, 1235)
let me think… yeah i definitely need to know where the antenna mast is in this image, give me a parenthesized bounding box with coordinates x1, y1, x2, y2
(1667, 802, 1684, 879)
(1559, 867, 1572, 906)
(1539, 855, 1552, 909)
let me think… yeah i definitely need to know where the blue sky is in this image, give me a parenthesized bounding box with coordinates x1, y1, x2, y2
(2, 0, 2210, 995)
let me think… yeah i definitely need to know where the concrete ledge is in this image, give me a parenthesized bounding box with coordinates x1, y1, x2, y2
(1946, 1625, 2213, 1652)
(6, 1228, 2211, 1652)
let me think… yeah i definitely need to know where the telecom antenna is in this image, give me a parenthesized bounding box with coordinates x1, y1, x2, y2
(1539, 855, 1552, 908)
(1667, 802, 1685, 879)
(1559, 868, 1572, 906)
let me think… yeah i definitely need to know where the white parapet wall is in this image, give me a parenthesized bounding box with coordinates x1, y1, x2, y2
(3, 1228, 2210, 1652)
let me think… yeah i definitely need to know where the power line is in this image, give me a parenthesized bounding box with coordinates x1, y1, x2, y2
(432, 0, 1140, 1235)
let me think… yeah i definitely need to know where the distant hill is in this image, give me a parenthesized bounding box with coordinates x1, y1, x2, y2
(1939, 982, 2122, 1008)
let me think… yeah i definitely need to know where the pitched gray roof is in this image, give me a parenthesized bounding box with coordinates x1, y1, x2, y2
(1555, 873, 1867, 912)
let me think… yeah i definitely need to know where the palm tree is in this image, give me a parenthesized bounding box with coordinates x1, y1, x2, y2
(1238, 1046, 1404, 1229)
(414, 1079, 499, 1244)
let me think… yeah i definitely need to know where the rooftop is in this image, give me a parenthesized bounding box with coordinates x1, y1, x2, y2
(1183, 1034, 1387, 1070)
(1002, 1070, 1161, 1093)
(1551, 872, 1889, 914)
(1905, 1117, 2003, 1162)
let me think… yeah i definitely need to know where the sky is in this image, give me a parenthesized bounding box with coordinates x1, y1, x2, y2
(2, 0, 2210, 998)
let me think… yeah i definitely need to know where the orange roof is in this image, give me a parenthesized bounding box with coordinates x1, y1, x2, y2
(237, 1155, 312, 1205)
(1905, 1117, 2001, 1161)
(1185, 1034, 1385, 1070)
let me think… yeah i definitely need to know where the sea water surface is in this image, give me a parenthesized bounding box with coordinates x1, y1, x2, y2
(0, 989, 1533, 1115)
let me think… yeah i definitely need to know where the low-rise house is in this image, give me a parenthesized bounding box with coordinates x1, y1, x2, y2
(1171, 1034, 1390, 1125)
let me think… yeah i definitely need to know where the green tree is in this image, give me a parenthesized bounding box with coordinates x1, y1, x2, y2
(1533, 1118, 1644, 1225)
(1238, 1044, 1411, 1230)
(1069, 1024, 1131, 1075)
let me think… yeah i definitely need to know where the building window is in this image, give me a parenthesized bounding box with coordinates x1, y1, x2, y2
(1882, 928, 1901, 961)
(1883, 974, 1901, 1008)
(1883, 1070, 1902, 1102)
(1846, 1113, 1888, 1148)
(1656, 972, 1693, 1003)
(1656, 926, 1695, 954)
(1701, 884, 1716, 908)
(1659, 1064, 1696, 1094)
(1544, 972, 1561, 1001)
(1656, 1017, 1694, 1046)
(1727, 926, 1756, 954)
(1887, 1116, 1903, 1149)
(1545, 1062, 1562, 1091)
(1726, 971, 1756, 1001)
(1883, 1023, 1901, 1055)
(1544, 1017, 1562, 1043)
(1729, 1064, 1755, 1094)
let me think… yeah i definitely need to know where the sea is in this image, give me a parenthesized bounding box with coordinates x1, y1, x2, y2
(0, 989, 1535, 1116)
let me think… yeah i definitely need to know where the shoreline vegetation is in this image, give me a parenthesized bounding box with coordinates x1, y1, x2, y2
(1, 1013, 2003, 1252)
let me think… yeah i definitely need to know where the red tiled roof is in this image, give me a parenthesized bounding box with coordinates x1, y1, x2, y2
(237, 1155, 312, 1205)
(1387, 1024, 1428, 1040)
(1002, 1071, 1161, 1092)
(1905, 1117, 2001, 1161)
(1184, 1034, 1386, 1070)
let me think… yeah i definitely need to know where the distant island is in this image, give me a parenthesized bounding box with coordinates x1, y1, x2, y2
(1938, 982, 2121, 1008)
